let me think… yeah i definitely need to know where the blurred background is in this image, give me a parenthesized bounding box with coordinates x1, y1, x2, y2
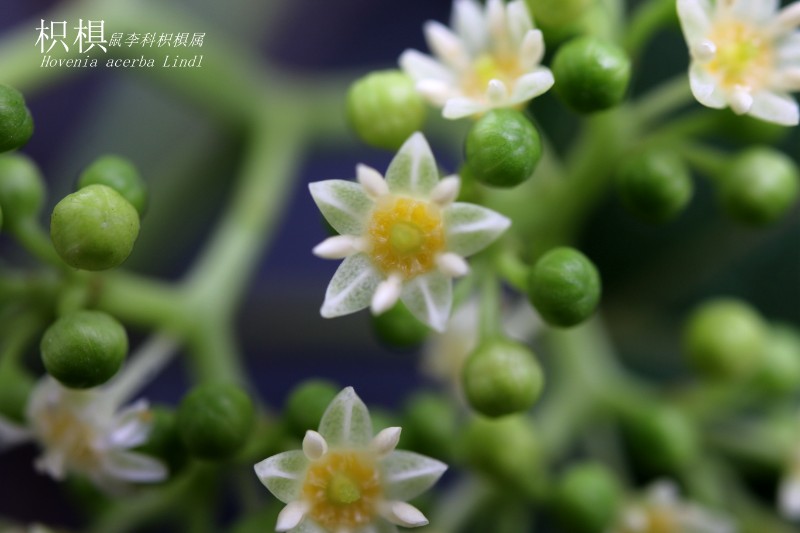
(0, 0, 798, 529)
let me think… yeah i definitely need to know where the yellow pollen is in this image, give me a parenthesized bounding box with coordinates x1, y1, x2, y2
(366, 196, 445, 279)
(464, 53, 522, 99)
(706, 20, 774, 90)
(302, 451, 382, 531)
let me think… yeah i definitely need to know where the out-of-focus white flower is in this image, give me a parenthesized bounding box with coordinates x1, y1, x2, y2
(310, 133, 510, 332)
(255, 387, 447, 533)
(779, 443, 800, 520)
(609, 480, 736, 533)
(400, 0, 554, 119)
(677, 0, 800, 125)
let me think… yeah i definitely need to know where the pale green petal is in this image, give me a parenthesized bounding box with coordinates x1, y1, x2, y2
(400, 271, 452, 333)
(677, 0, 712, 43)
(309, 180, 373, 236)
(102, 450, 167, 483)
(381, 450, 448, 501)
(318, 387, 374, 448)
(358, 521, 400, 533)
(289, 519, 327, 533)
(254, 450, 308, 504)
(385, 132, 439, 196)
(320, 254, 381, 318)
(444, 203, 510, 257)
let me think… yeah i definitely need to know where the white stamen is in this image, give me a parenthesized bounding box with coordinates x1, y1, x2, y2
(302, 430, 328, 461)
(487, 79, 509, 104)
(357, 164, 389, 198)
(371, 427, 402, 457)
(371, 274, 403, 315)
(692, 39, 716, 62)
(431, 175, 461, 206)
(276, 501, 309, 532)
(382, 501, 429, 528)
(436, 253, 470, 278)
(730, 86, 754, 114)
(417, 80, 452, 106)
(312, 236, 364, 259)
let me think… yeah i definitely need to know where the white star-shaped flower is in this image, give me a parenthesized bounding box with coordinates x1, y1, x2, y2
(254, 387, 447, 533)
(678, 0, 800, 125)
(399, 0, 554, 119)
(779, 434, 800, 521)
(309, 132, 510, 332)
(609, 480, 736, 533)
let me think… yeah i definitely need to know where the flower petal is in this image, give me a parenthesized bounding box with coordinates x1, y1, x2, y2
(780, 476, 800, 519)
(732, 0, 779, 22)
(312, 235, 364, 259)
(384, 132, 439, 196)
(400, 271, 452, 333)
(309, 180, 373, 236)
(509, 68, 554, 104)
(254, 450, 309, 504)
(290, 519, 327, 533)
(424, 21, 470, 70)
(302, 430, 328, 461)
(382, 501, 429, 528)
(104, 400, 152, 449)
(381, 450, 448, 501)
(677, 0, 713, 43)
(0, 414, 32, 451)
(399, 50, 454, 83)
(518, 30, 545, 71)
(277, 501, 309, 532)
(688, 63, 727, 109)
(749, 90, 800, 125)
(452, 0, 488, 54)
(101, 450, 167, 483)
(506, 1, 534, 47)
(320, 254, 382, 318)
(778, 32, 800, 65)
(442, 97, 489, 119)
(444, 203, 511, 257)
(318, 387, 374, 448)
(359, 522, 400, 533)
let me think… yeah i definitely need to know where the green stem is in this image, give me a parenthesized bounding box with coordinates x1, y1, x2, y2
(679, 142, 729, 180)
(624, 0, 678, 55)
(633, 75, 693, 128)
(0, 310, 45, 372)
(494, 248, 529, 292)
(10, 218, 64, 268)
(478, 270, 501, 342)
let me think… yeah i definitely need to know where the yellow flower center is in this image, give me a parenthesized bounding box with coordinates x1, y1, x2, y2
(463, 53, 522, 99)
(366, 196, 445, 279)
(618, 506, 678, 533)
(706, 20, 774, 90)
(37, 404, 98, 471)
(302, 451, 383, 531)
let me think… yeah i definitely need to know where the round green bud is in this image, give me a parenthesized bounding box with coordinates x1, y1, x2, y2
(526, 0, 593, 28)
(347, 70, 426, 151)
(683, 298, 766, 379)
(0, 154, 45, 228)
(462, 338, 543, 417)
(554, 462, 622, 533)
(177, 383, 254, 460)
(0, 84, 34, 153)
(284, 379, 339, 439)
(622, 403, 699, 475)
(78, 155, 148, 216)
(371, 301, 430, 350)
(40, 310, 128, 389)
(400, 393, 457, 460)
(465, 109, 542, 188)
(616, 150, 693, 224)
(753, 324, 800, 395)
(461, 415, 540, 496)
(135, 406, 187, 475)
(552, 36, 631, 113)
(718, 148, 799, 226)
(528, 247, 601, 328)
(50, 184, 140, 271)
(0, 367, 35, 423)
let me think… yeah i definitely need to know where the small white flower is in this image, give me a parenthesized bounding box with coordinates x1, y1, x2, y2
(309, 133, 510, 332)
(677, 0, 800, 125)
(400, 0, 554, 119)
(608, 480, 736, 533)
(254, 387, 448, 533)
(779, 443, 800, 520)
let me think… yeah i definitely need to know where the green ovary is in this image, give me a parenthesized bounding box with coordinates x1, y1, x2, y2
(389, 222, 424, 255)
(327, 473, 362, 505)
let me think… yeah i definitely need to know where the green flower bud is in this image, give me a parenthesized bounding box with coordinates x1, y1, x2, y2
(683, 298, 766, 380)
(371, 301, 430, 349)
(400, 393, 457, 460)
(552, 36, 631, 113)
(0, 153, 45, 228)
(718, 148, 799, 226)
(347, 70, 426, 150)
(465, 109, 542, 188)
(528, 247, 601, 328)
(0, 367, 35, 423)
(177, 383, 255, 460)
(78, 155, 148, 216)
(50, 184, 140, 271)
(526, 0, 593, 29)
(135, 406, 187, 475)
(616, 149, 693, 224)
(40, 310, 128, 389)
(462, 338, 544, 417)
(0, 84, 34, 153)
(461, 415, 540, 496)
(284, 379, 339, 439)
(553, 462, 622, 533)
(622, 403, 699, 475)
(753, 324, 800, 395)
